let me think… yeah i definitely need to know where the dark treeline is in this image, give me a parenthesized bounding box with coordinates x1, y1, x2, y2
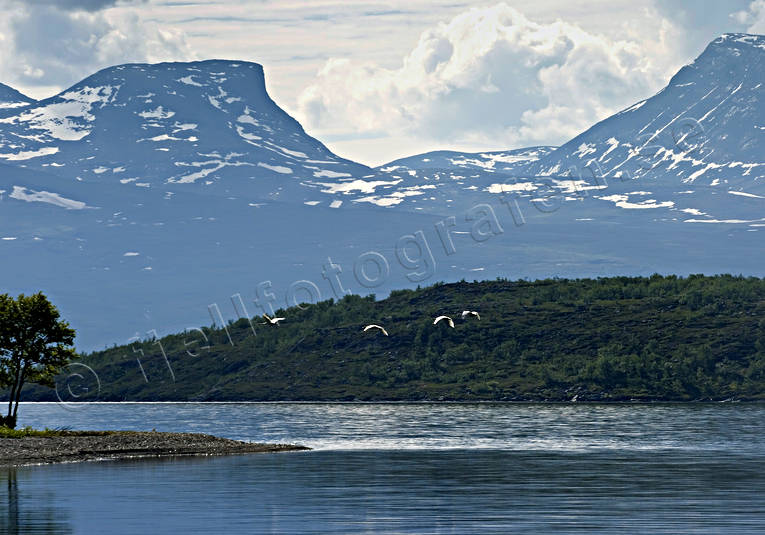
(18, 274, 765, 402)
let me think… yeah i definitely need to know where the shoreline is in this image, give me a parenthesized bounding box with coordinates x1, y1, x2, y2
(11, 398, 762, 404)
(0, 430, 309, 467)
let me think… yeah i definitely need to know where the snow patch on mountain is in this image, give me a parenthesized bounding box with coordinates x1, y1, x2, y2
(729, 190, 765, 199)
(0, 86, 118, 141)
(9, 185, 90, 210)
(598, 194, 675, 210)
(258, 162, 292, 174)
(315, 178, 401, 194)
(485, 182, 538, 193)
(0, 147, 59, 161)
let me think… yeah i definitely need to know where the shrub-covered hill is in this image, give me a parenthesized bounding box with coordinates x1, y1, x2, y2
(21, 275, 765, 402)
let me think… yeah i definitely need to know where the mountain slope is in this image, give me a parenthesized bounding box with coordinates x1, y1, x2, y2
(0, 35, 763, 352)
(0, 60, 378, 200)
(351, 147, 557, 213)
(0, 83, 34, 109)
(525, 33, 764, 188)
(407, 33, 765, 226)
(380, 147, 556, 173)
(370, 35, 764, 217)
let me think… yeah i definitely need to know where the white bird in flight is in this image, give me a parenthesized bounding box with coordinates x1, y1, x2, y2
(262, 313, 285, 326)
(461, 310, 480, 320)
(433, 315, 455, 328)
(363, 324, 388, 336)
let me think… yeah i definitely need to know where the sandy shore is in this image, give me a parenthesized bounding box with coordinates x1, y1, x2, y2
(0, 430, 309, 466)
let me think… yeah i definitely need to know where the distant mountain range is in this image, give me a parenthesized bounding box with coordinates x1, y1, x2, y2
(524, 34, 765, 187)
(381, 147, 555, 173)
(0, 34, 762, 350)
(375, 33, 765, 219)
(0, 60, 381, 201)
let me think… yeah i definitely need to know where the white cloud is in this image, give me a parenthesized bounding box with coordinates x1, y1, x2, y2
(24, 0, 146, 11)
(0, 0, 194, 98)
(0, 0, 749, 165)
(296, 3, 685, 161)
(733, 0, 765, 32)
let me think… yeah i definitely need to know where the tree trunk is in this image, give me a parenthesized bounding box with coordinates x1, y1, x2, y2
(6, 365, 20, 422)
(12, 378, 23, 420)
(6, 390, 14, 422)
(10, 363, 28, 426)
(3, 361, 25, 429)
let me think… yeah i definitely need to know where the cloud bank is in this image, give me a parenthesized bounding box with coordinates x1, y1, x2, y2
(297, 3, 685, 154)
(24, 0, 146, 12)
(0, 0, 755, 163)
(0, 0, 193, 98)
(734, 0, 765, 32)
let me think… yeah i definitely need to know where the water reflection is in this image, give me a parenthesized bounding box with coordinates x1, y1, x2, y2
(1, 469, 18, 535)
(4, 403, 765, 533)
(0, 468, 72, 535)
(5, 449, 764, 534)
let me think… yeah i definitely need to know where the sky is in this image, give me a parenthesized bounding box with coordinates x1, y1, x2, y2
(0, 0, 762, 165)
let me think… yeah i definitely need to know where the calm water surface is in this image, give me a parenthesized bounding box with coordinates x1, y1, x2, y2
(3, 402, 764, 534)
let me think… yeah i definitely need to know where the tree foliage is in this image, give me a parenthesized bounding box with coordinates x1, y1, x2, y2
(0, 293, 76, 428)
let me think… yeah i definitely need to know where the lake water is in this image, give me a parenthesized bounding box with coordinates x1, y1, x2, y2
(3, 402, 765, 534)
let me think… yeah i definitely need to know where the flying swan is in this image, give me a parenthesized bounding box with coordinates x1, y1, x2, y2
(262, 313, 285, 326)
(363, 324, 388, 336)
(433, 316, 455, 328)
(461, 310, 480, 320)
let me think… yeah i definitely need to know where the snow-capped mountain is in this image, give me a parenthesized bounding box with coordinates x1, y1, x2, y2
(0, 35, 763, 351)
(0, 66, 553, 213)
(365, 35, 763, 217)
(381, 147, 556, 173)
(351, 147, 557, 212)
(0, 60, 381, 201)
(379, 33, 765, 226)
(525, 33, 764, 188)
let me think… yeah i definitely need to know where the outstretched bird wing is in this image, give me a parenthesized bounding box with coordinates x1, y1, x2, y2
(434, 316, 454, 328)
(363, 324, 388, 336)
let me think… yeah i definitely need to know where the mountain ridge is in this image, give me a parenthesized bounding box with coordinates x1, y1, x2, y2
(523, 32, 764, 188)
(0, 34, 763, 351)
(0, 82, 34, 110)
(0, 59, 376, 202)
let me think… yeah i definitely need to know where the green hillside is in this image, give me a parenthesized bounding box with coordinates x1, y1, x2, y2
(18, 275, 765, 402)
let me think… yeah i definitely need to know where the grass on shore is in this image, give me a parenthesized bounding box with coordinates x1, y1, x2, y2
(0, 426, 117, 438)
